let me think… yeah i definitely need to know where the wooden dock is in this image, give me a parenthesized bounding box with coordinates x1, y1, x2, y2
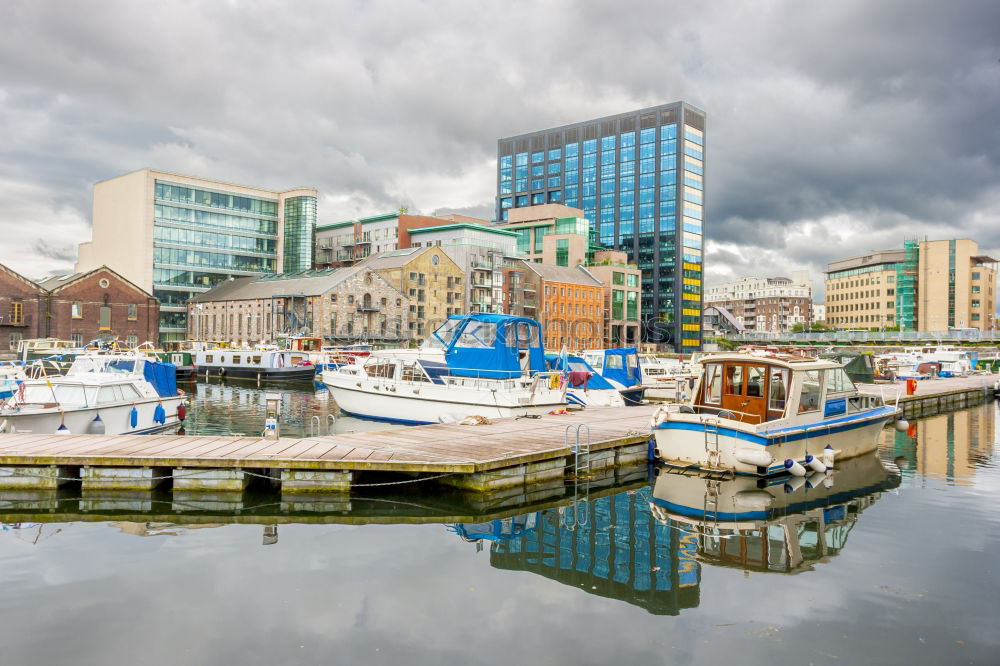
(858, 373, 999, 418)
(0, 405, 659, 494)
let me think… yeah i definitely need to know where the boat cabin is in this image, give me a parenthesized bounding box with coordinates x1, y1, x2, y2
(582, 348, 642, 387)
(431, 314, 546, 379)
(693, 353, 869, 426)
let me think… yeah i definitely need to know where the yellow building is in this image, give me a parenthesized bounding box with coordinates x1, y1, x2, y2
(825, 240, 997, 331)
(359, 246, 464, 341)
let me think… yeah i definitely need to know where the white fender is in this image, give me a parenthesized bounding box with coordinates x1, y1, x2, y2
(894, 418, 909, 432)
(734, 490, 774, 510)
(784, 459, 807, 477)
(783, 475, 807, 493)
(822, 444, 836, 469)
(804, 455, 827, 473)
(823, 470, 835, 489)
(735, 447, 773, 468)
(805, 471, 827, 489)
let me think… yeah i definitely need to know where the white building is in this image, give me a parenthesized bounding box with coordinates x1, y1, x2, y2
(704, 271, 814, 333)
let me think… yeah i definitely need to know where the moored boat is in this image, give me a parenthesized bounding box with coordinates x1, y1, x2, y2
(0, 352, 186, 435)
(192, 348, 316, 381)
(321, 314, 567, 424)
(650, 352, 901, 477)
(545, 353, 626, 408)
(581, 348, 645, 405)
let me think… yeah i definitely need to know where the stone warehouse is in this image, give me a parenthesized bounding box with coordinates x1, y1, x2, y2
(188, 266, 409, 345)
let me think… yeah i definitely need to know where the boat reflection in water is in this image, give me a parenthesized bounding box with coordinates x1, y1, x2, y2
(648, 452, 901, 574)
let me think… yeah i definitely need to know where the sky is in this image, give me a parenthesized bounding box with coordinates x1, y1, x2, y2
(1, 0, 998, 297)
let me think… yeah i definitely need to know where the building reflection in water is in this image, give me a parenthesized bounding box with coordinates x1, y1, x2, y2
(882, 403, 997, 483)
(452, 452, 901, 614)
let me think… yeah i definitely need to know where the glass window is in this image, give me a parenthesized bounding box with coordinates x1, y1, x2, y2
(704, 364, 722, 404)
(799, 370, 822, 413)
(746, 366, 766, 398)
(531, 151, 545, 163)
(827, 367, 855, 393)
(769, 368, 788, 413)
(72, 302, 82, 318)
(724, 365, 743, 395)
(99, 306, 111, 331)
(456, 321, 497, 348)
(605, 355, 623, 370)
(127, 304, 138, 320)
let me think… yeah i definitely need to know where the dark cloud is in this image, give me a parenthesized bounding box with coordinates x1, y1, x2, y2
(0, 0, 997, 294)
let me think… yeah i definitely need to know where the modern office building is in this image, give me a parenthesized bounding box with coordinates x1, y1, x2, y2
(825, 239, 997, 331)
(496, 102, 706, 350)
(76, 169, 317, 342)
(704, 272, 814, 333)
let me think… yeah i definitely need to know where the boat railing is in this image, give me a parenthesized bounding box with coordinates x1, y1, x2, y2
(683, 404, 764, 424)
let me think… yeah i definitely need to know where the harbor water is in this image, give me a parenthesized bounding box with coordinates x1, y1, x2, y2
(0, 382, 997, 665)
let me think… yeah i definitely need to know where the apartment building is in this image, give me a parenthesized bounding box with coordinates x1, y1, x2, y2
(704, 272, 813, 333)
(584, 250, 643, 346)
(524, 263, 604, 350)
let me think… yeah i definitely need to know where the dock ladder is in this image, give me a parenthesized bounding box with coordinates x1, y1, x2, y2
(561, 423, 592, 531)
(564, 423, 592, 477)
(703, 417, 722, 471)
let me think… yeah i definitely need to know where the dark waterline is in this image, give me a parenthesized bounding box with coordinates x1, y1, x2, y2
(0, 385, 997, 666)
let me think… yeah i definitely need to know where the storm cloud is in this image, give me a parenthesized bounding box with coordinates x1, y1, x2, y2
(0, 0, 997, 295)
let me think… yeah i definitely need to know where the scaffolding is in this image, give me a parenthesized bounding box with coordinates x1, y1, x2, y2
(895, 239, 918, 330)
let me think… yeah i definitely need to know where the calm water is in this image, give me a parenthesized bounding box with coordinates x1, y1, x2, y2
(0, 385, 997, 665)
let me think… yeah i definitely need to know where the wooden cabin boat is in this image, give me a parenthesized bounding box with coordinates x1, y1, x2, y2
(650, 352, 900, 477)
(192, 349, 316, 381)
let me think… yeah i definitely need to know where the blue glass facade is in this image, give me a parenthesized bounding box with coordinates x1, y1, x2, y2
(496, 103, 705, 349)
(153, 180, 281, 341)
(282, 195, 317, 273)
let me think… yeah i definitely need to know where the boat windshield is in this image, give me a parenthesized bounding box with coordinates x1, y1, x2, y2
(428, 319, 464, 349)
(13, 384, 89, 407)
(455, 321, 497, 349)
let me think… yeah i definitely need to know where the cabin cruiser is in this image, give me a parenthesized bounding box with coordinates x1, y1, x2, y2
(193, 348, 316, 381)
(545, 354, 626, 408)
(16, 338, 84, 362)
(321, 314, 567, 424)
(581, 348, 644, 405)
(0, 364, 21, 400)
(650, 352, 900, 476)
(0, 352, 186, 435)
(648, 452, 901, 574)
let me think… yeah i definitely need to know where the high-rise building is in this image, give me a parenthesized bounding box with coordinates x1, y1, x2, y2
(496, 102, 706, 350)
(824, 239, 998, 331)
(76, 169, 317, 342)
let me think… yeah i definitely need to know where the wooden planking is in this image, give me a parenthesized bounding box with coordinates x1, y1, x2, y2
(0, 404, 661, 472)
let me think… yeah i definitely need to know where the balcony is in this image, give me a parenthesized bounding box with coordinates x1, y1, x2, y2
(356, 304, 380, 312)
(471, 261, 492, 271)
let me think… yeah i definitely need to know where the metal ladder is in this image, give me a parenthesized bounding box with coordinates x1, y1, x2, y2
(564, 423, 592, 477)
(703, 417, 722, 470)
(309, 413, 338, 437)
(703, 480, 721, 531)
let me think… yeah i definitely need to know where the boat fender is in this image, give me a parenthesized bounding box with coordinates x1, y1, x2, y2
(783, 475, 806, 493)
(129, 406, 138, 428)
(735, 447, 773, 468)
(823, 470, 835, 489)
(654, 407, 670, 426)
(55, 411, 71, 435)
(177, 404, 186, 421)
(153, 403, 166, 425)
(784, 459, 807, 477)
(804, 455, 827, 473)
(893, 417, 909, 432)
(86, 413, 105, 435)
(805, 471, 826, 489)
(734, 489, 774, 510)
(647, 436, 656, 462)
(822, 444, 836, 469)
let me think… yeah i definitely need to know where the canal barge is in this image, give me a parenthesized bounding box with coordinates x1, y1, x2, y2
(650, 352, 900, 477)
(192, 349, 316, 381)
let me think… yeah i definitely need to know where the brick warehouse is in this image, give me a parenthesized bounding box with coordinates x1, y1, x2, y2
(0, 266, 160, 355)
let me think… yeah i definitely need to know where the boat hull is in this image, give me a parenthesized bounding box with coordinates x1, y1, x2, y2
(0, 396, 186, 436)
(653, 406, 899, 476)
(323, 373, 565, 424)
(196, 366, 316, 381)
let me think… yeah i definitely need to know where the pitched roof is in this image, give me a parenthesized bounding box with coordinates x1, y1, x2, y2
(0, 263, 42, 290)
(523, 262, 603, 287)
(191, 265, 392, 302)
(36, 266, 152, 297)
(358, 246, 427, 269)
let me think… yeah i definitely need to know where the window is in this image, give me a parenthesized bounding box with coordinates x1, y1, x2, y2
(330, 294, 337, 303)
(127, 304, 137, 320)
(231, 355, 241, 365)
(126, 334, 138, 347)
(827, 368, 855, 393)
(347, 295, 354, 304)
(9, 332, 22, 349)
(724, 365, 743, 395)
(704, 364, 722, 404)
(9, 301, 23, 325)
(799, 370, 822, 413)
(99, 306, 111, 330)
(746, 366, 765, 397)
(71, 302, 83, 318)
(769, 368, 788, 413)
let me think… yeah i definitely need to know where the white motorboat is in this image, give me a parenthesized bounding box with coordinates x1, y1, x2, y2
(545, 353, 626, 408)
(651, 352, 901, 477)
(580, 348, 645, 405)
(0, 352, 187, 435)
(321, 314, 567, 424)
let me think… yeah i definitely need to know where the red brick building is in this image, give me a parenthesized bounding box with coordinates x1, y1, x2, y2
(36, 267, 160, 348)
(0, 264, 45, 353)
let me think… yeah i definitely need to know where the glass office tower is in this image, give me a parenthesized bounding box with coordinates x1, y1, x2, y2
(282, 195, 318, 272)
(496, 102, 705, 350)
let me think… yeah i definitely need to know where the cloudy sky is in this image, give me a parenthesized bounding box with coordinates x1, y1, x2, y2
(1, 0, 998, 294)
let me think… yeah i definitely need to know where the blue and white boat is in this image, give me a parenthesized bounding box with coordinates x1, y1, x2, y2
(545, 353, 626, 407)
(321, 314, 567, 424)
(650, 352, 901, 477)
(581, 348, 644, 405)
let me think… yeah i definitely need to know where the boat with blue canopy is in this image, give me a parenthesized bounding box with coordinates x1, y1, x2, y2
(320, 314, 567, 424)
(545, 353, 626, 407)
(581, 348, 644, 405)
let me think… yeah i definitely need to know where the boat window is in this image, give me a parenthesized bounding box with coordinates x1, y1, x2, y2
(605, 355, 624, 370)
(724, 364, 743, 395)
(206, 354, 214, 363)
(400, 361, 430, 383)
(798, 370, 822, 413)
(516, 322, 539, 349)
(827, 367, 855, 393)
(626, 354, 638, 370)
(120, 383, 141, 401)
(50, 385, 88, 406)
(291, 356, 304, 365)
(587, 354, 603, 369)
(456, 321, 497, 349)
(430, 319, 462, 349)
(746, 366, 766, 397)
(768, 368, 788, 413)
(364, 358, 396, 379)
(252, 356, 262, 364)
(703, 363, 722, 404)
(112, 384, 126, 402)
(98, 386, 119, 404)
(231, 355, 241, 364)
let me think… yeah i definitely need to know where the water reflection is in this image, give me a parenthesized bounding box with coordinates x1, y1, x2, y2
(882, 403, 997, 482)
